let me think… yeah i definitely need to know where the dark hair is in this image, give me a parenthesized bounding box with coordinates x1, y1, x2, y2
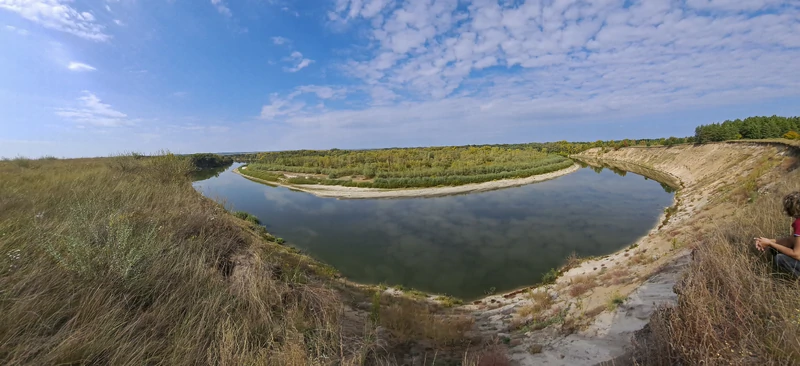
(783, 192, 800, 218)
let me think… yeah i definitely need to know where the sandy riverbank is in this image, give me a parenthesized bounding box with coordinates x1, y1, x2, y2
(233, 163, 581, 199)
(461, 142, 792, 364)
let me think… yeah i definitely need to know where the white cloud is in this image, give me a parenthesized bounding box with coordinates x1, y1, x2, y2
(3, 24, 28, 35)
(56, 91, 132, 127)
(210, 0, 231, 17)
(67, 61, 96, 71)
(272, 36, 290, 45)
(260, 94, 306, 120)
(260, 85, 349, 119)
(0, 0, 110, 41)
(113, 19, 124, 26)
(284, 50, 313, 72)
(279, 0, 800, 124)
(295, 85, 347, 99)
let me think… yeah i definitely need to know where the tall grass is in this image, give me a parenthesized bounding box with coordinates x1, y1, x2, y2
(0, 156, 378, 365)
(636, 167, 800, 365)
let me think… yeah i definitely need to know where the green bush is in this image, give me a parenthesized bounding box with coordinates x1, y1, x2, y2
(541, 268, 559, 284)
(233, 211, 260, 225)
(43, 203, 159, 285)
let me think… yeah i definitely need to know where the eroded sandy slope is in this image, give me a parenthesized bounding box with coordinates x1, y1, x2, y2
(466, 142, 795, 365)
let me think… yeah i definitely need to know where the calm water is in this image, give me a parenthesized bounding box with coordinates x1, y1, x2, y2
(193, 164, 674, 300)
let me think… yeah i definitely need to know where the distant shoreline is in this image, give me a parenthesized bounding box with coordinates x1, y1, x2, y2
(232, 163, 581, 199)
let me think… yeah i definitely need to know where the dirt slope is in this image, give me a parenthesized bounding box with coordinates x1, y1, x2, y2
(466, 142, 796, 365)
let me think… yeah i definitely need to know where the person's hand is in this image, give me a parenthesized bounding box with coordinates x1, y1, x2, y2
(755, 238, 765, 251)
(755, 237, 772, 251)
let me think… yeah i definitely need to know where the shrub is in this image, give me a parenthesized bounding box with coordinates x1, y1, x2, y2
(43, 206, 159, 284)
(541, 268, 559, 284)
(784, 131, 800, 140)
(233, 211, 260, 225)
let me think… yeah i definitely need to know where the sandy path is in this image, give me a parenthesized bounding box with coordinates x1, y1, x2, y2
(233, 163, 580, 199)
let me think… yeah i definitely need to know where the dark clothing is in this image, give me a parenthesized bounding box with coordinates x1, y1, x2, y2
(776, 253, 800, 277)
(793, 217, 800, 237)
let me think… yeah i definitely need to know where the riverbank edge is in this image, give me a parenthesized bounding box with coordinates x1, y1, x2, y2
(468, 156, 682, 301)
(463, 142, 795, 364)
(232, 163, 581, 199)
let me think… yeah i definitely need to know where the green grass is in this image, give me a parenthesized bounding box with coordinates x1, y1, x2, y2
(436, 295, 464, 308)
(540, 268, 560, 285)
(233, 210, 260, 225)
(236, 146, 575, 189)
(606, 291, 626, 311)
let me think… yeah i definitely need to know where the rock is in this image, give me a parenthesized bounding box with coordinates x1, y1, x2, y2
(375, 326, 390, 349)
(529, 344, 543, 354)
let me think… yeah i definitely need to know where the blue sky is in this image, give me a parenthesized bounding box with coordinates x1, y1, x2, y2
(1, 0, 799, 158)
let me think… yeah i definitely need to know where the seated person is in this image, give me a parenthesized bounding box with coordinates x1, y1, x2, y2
(755, 192, 800, 277)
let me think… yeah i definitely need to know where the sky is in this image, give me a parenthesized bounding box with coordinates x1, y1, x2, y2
(0, 0, 799, 158)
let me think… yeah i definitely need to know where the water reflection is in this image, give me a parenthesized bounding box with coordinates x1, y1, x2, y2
(194, 164, 674, 300)
(191, 165, 231, 181)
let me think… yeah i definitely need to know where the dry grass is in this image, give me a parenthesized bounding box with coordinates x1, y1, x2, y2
(0, 155, 382, 365)
(598, 268, 633, 286)
(568, 275, 597, 297)
(561, 251, 584, 271)
(635, 165, 800, 365)
(462, 344, 511, 366)
(629, 250, 656, 266)
(518, 290, 554, 319)
(377, 296, 473, 348)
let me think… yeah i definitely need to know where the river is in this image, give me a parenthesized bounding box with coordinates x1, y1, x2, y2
(193, 163, 674, 300)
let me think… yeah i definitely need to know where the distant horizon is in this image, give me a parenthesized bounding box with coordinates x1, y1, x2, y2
(7, 114, 800, 160)
(0, 128, 704, 159)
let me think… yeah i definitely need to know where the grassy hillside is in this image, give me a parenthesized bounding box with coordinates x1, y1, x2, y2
(0, 154, 361, 364)
(638, 175, 800, 364)
(238, 146, 574, 189)
(622, 142, 800, 365)
(0, 154, 499, 365)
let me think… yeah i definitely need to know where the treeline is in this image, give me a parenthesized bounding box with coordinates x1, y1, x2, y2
(187, 153, 233, 169)
(233, 115, 800, 190)
(231, 137, 693, 173)
(253, 159, 575, 189)
(694, 115, 800, 143)
(496, 137, 695, 156)
(239, 146, 568, 179)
